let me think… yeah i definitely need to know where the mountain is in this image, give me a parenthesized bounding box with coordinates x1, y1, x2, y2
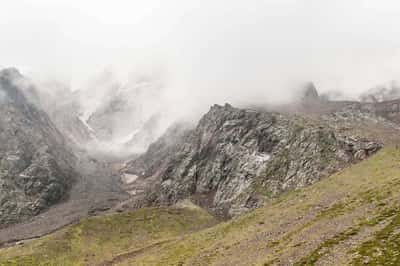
(46, 90, 94, 146)
(83, 72, 167, 153)
(22, 79, 95, 147)
(0, 68, 76, 226)
(120, 85, 400, 218)
(3, 76, 400, 265)
(2, 148, 400, 265)
(123, 103, 382, 217)
(300, 81, 319, 103)
(87, 95, 126, 141)
(27, 70, 168, 155)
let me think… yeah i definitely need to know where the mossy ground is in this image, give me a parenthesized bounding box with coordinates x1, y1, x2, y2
(2, 148, 400, 265)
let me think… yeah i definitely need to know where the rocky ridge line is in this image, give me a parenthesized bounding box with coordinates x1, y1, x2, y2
(124, 103, 381, 217)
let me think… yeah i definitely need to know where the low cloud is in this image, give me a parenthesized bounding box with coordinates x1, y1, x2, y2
(0, 90, 5, 104)
(2, 0, 400, 152)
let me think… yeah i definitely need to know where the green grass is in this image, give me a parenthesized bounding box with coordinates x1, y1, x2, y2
(294, 226, 361, 266)
(0, 203, 216, 266)
(352, 211, 400, 265)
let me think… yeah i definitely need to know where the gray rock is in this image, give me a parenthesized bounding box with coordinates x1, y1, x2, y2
(0, 68, 76, 226)
(301, 82, 319, 102)
(126, 104, 382, 217)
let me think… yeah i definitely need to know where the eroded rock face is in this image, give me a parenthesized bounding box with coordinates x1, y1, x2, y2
(0, 68, 76, 226)
(126, 104, 381, 217)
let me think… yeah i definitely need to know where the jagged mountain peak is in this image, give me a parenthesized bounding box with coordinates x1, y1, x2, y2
(301, 81, 319, 103)
(0, 69, 76, 226)
(123, 103, 382, 217)
(0, 67, 41, 110)
(0, 67, 22, 78)
(0, 68, 27, 105)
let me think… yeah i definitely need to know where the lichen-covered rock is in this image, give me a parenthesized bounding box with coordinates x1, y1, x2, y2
(0, 68, 76, 226)
(126, 104, 381, 217)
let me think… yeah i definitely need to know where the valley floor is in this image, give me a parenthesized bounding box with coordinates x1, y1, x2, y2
(1, 148, 400, 265)
(0, 153, 128, 247)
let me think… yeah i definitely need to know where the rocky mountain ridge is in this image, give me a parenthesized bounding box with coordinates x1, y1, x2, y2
(0, 68, 77, 226)
(124, 103, 382, 217)
(1, 67, 399, 238)
(2, 68, 400, 265)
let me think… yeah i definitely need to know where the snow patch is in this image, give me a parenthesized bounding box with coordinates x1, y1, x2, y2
(7, 155, 20, 161)
(78, 115, 96, 135)
(116, 128, 141, 145)
(254, 152, 271, 162)
(127, 190, 137, 195)
(122, 173, 138, 184)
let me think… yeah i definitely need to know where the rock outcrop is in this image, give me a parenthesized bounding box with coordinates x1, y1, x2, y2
(360, 81, 400, 103)
(301, 82, 319, 103)
(125, 104, 381, 217)
(0, 68, 76, 226)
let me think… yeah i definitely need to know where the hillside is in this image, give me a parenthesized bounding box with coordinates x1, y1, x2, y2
(0, 69, 127, 244)
(0, 68, 77, 226)
(0, 202, 216, 265)
(122, 103, 382, 217)
(1, 147, 399, 265)
(122, 147, 400, 266)
(3, 2, 400, 265)
(2, 68, 400, 265)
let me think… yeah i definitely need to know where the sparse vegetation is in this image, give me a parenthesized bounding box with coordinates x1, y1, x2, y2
(2, 148, 400, 265)
(0, 205, 216, 266)
(352, 211, 400, 265)
(295, 226, 361, 266)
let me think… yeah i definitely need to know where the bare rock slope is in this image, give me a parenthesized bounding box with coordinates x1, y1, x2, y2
(0, 68, 76, 226)
(125, 103, 381, 217)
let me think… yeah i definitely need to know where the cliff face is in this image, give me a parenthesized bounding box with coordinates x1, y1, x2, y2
(0, 69, 76, 226)
(46, 100, 94, 147)
(126, 104, 381, 217)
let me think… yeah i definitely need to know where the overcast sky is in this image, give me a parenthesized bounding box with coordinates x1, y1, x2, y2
(1, 0, 400, 105)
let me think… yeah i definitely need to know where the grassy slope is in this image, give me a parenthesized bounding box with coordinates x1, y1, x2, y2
(2, 148, 400, 265)
(0, 203, 216, 266)
(118, 147, 400, 266)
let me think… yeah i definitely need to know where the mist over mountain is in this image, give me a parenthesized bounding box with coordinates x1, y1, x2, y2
(9, 66, 400, 158)
(26, 69, 180, 155)
(3, 1, 400, 114)
(0, 68, 76, 226)
(3, 1, 400, 265)
(2, 1, 400, 155)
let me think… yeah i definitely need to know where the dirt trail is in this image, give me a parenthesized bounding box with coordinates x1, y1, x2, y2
(0, 153, 129, 247)
(98, 239, 175, 266)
